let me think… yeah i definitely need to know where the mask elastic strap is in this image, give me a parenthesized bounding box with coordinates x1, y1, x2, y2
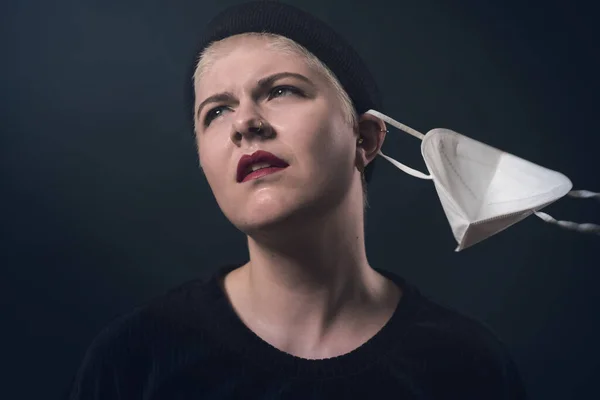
(366, 109, 433, 180)
(534, 190, 600, 234)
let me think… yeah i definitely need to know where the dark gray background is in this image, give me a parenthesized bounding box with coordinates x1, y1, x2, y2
(2, 0, 598, 398)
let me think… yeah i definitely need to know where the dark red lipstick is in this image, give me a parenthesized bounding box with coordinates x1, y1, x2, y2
(237, 150, 289, 183)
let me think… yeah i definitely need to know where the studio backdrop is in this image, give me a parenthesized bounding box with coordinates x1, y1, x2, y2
(1, 0, 598, 399)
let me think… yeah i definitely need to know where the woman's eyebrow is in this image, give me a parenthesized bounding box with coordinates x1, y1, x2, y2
(256, 72, 315, 90)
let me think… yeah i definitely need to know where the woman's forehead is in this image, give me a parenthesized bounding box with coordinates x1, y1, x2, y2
(195, 36, 325, 93)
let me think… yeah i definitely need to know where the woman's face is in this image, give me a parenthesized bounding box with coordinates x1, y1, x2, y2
(194, 35, 359, 234)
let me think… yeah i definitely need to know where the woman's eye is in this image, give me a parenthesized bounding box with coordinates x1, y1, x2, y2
(268, 86, 302, 99)
(204, 106, 229, 127)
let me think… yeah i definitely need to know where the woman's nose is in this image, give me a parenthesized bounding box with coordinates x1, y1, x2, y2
(231, 112, 274, 144)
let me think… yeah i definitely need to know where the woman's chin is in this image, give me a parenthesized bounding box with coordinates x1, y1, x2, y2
(226, 192, 327, 236)
(233, 204, 314, 237)
(235, 209, 293, 232)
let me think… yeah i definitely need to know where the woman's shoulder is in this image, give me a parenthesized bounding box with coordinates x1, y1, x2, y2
(381, 268, 511, 352)
(388, 277, 526, 398)
(409, 290, 511, 357)
(68, 266, 230, 399)
(377, 270, 526, 398)
(88, 266, 226, 350)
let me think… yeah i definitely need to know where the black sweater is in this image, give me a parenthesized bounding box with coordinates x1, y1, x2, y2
(68, 264, 526, 399)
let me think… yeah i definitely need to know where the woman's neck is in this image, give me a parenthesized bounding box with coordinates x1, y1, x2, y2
(223, 195, 401, 359)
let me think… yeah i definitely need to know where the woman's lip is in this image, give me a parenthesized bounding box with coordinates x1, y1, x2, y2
(240, 166, 287, 182)
(237, 150, 288, 182)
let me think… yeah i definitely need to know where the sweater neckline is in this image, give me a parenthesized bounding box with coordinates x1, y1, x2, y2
(199, 264, 421, 379)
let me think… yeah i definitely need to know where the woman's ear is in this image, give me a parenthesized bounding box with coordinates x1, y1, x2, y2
(355, 112, 387, 170)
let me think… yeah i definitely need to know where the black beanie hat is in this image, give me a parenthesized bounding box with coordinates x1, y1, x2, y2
(188, 0, 382, 183)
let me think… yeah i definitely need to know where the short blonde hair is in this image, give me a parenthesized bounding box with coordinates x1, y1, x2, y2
(193, 32, 369, 210)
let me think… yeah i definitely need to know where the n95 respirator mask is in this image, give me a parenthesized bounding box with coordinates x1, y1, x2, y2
(367, 109, 599, 251)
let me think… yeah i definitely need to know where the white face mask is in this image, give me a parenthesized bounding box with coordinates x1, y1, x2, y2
(366, 109, 599, 251)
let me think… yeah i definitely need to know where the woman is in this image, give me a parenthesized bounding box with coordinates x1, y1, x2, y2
(69, 2, 526, 398)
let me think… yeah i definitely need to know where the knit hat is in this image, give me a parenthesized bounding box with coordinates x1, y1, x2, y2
(188, 0, 383, 183)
